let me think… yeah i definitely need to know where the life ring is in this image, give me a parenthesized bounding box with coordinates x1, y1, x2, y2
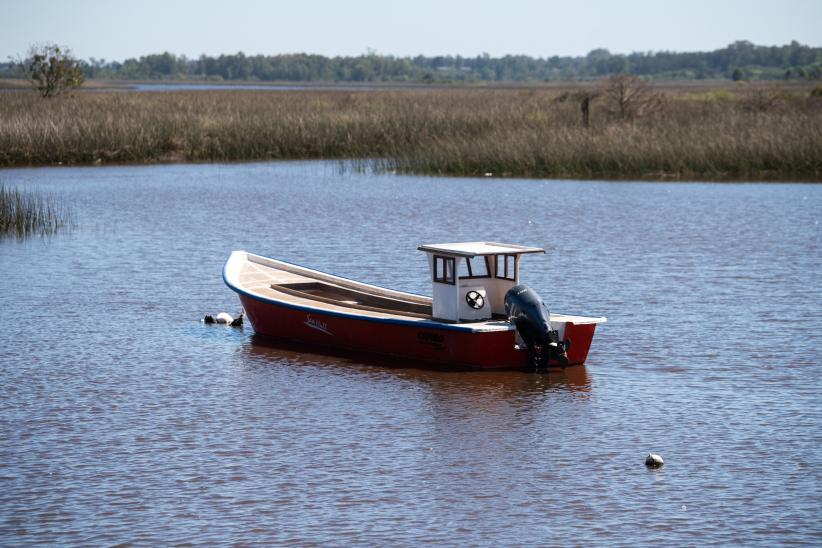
(465, 290, 485, 309)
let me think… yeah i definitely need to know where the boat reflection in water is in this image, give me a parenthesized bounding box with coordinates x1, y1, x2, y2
(239, 334, 593, 399)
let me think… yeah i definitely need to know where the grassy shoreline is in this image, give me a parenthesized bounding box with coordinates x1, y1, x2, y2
(1, 84, 820, 180)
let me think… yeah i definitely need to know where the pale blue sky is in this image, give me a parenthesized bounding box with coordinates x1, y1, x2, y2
(3, 0, 821, 61)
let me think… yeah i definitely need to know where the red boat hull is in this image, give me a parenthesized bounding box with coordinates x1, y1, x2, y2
(239, 294, 599, 370)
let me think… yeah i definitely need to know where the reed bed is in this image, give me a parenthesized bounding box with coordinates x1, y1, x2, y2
(0, 184, 75, 238)
(1, 86, 820, 179)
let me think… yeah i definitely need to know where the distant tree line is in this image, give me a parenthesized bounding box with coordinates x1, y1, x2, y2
(4, 41, 822, 82)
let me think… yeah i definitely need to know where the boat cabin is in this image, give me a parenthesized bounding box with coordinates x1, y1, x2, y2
(417, 242, 545, 323)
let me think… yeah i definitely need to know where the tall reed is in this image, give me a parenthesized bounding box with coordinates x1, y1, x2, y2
(0, 86, 820, 179)
(0, 184, 75, 239)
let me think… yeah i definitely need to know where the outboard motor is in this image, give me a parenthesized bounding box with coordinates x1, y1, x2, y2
(504, 284, 569, 370)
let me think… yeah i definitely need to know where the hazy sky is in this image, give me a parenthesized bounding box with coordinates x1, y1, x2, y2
(3, 0, 821, 61)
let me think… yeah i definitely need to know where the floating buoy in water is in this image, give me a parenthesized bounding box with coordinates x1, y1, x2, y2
(203, 312, 244, 327)
(215, 312, 234, 324)
(645, 453, 664, 468)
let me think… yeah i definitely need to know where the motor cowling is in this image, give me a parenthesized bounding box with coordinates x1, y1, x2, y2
(504, 284, 569, 369)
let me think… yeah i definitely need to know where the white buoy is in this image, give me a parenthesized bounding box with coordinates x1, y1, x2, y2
(645, 453, 664, 468)
(215, 312, 234, 324)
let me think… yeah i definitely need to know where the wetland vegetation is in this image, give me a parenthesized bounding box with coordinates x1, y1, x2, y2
(0, 184, 74, 239)
(1, 80, 820, 180)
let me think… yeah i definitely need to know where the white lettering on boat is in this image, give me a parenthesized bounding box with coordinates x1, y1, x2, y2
(304, 314, 333, 336)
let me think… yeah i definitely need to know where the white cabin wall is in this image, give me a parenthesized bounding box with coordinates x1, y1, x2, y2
(432, 283, 459, 321)
(487, 277, 517, 314)
(485, 255, 519, 315)
(427, 253, 459, 321)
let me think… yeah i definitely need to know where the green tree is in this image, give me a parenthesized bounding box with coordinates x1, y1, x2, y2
(25, 43, 84, 97)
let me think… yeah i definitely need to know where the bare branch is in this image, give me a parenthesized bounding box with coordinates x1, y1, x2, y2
(601, 74, 666, 120)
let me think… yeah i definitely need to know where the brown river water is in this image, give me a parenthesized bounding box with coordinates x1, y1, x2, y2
(1, 161, 820, 545)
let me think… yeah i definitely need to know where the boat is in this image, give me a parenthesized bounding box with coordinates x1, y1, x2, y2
(223, 242, 605, 370)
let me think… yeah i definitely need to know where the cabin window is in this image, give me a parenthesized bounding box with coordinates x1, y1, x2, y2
(459, 256, 491, 279)
(433, 255, 455, 285)
(495, 254, 517, 281)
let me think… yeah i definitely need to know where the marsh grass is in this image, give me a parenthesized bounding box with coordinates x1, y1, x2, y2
(0, 184, 75, 239)
(1, 85, 820, 179)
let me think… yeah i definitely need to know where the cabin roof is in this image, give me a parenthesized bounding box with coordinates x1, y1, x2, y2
(417, 241, 545, 258)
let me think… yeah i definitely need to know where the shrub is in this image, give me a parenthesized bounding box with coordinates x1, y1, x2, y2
(22, 43, 85, 97)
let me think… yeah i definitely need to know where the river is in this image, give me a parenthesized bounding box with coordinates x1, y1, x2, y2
(1, 161, 820, 544)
